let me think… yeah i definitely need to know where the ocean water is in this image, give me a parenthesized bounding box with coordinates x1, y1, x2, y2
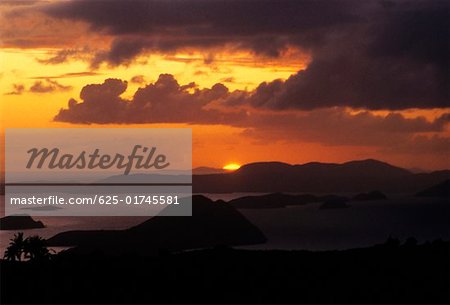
(1, 194, 449, 254)
(238, 196, 450, 250)
(0, 196, 148, 254)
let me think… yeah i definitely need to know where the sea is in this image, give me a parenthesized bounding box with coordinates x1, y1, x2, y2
(1, 194, 449, 255)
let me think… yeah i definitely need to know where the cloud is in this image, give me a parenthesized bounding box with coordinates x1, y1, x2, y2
(5, 79, 72, 95)
(5, 84, 26, 95)
(42, 0, 359, 64)
(30, 71, 101, 79)
(54, 75, 450, 151)
(44, 0, 358, 48)
(130, 75, 146, 84)
(380, 134, 450, 155)
(239, 109, 450, 148)
(0, 0, 40, 7)
(230, 52, 448, 110)
(221, 77, 235, 83)
(194, 70, 208, 76)
(35, 0, 449, 110)
(54, 78, 128, 123)
(54, 74, 246, 124)
(90, 38, 148, 68)
(29, 79, 72, 93)
(37, 48, 92, 64)
(0, 3, 92, 49)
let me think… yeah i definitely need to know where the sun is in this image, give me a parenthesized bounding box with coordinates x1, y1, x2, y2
(223, 163, 241, 171)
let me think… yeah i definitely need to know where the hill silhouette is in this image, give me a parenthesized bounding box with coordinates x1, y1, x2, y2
(352, 190, 388, 201)
(0, 216, 45, 230)
(46, 195, 266, 255)
(193, 159, 449, 193)
(228, 193, 347, 209)
(320, 197, 349, 209)
(416, 180, 450, 198)
(1, 239, 448, 304)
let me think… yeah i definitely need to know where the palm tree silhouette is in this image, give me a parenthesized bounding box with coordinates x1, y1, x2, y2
(23, 235, 51, 261)
(3, 232, 25, 262)
(3, 233, 52, 261)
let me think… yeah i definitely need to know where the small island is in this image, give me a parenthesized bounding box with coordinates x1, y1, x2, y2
(0, 215, 45, 230)
(416, 180, 449, 198)
(319, 197, 349, 209)
(352, 190, 388, 201)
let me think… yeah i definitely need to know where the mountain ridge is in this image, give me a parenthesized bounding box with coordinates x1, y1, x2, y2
(193, 159, 448, 193)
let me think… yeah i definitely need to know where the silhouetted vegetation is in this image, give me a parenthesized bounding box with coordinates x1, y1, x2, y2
(1, 238, 448, 304)
(3, 233, 25, 262)
(3, 232, 52, 262)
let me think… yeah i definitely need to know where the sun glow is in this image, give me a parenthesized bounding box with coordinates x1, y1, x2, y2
(223, 163, 241, 171)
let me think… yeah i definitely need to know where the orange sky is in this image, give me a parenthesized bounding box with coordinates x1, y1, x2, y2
(1, 1, 449, 171)
(1, 48, 449, 170)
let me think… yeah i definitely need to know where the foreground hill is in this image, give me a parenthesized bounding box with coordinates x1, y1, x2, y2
(193, 159, 449, 193)
(1, 240, 448, 304)
(47, 195, 266, 254)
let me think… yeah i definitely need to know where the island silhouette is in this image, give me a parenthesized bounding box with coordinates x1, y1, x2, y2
(1, 159, 449, 304)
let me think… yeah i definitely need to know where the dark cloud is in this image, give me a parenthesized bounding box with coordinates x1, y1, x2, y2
(91, 39, 147, 68)
(54, 74, 246, 124)
(44, 0, 358, 39)
(381, 134, 450, 155)
(29, 79, 72, 93)
(40, 0, 449, 109)
(44, 0, 359, 63)
(233, 52, 448, 110)
(240, 109, 450, 147)
(54, 75, 449, 151)
(37, 48, 91, 64)
(55, 78, 128, 123)
(225, 1, 449, 110)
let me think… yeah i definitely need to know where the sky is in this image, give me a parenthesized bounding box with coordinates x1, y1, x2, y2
(0, 0, 449, 171)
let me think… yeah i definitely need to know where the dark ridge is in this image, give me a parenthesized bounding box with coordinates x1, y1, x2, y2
(416, 179, 450, 198)
(1, 239, 448, 304)
(352, 190, 388, 201)
(193, 159, 448, 193)
(47, 195, 266, 255)
(0, 215, 45, 230)
(319, 197, 350, 209)
(228, 193, 347, 209)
